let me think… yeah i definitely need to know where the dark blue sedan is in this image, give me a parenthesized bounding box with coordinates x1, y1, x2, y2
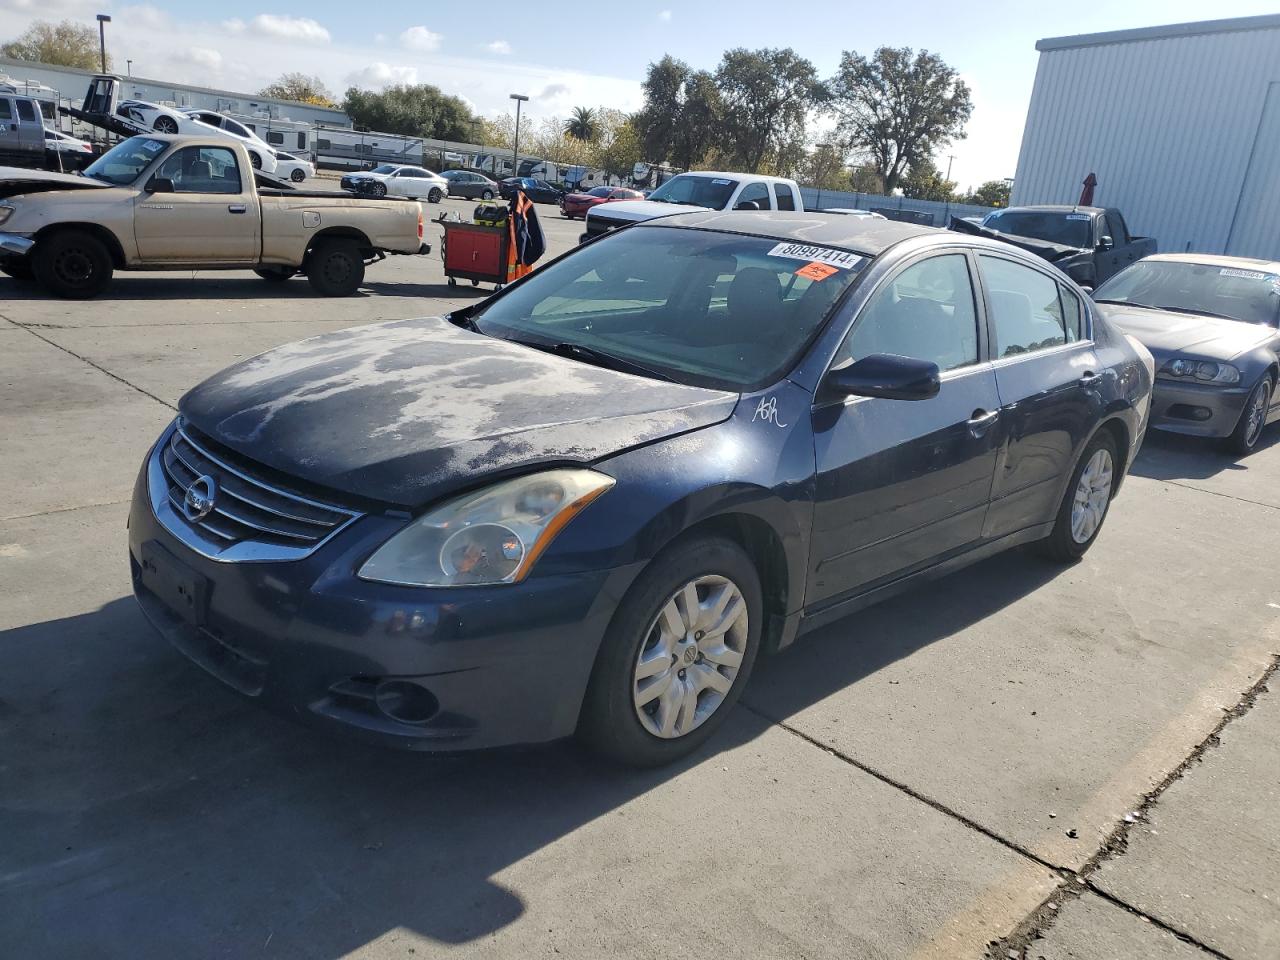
(128, 212, 1153, 766)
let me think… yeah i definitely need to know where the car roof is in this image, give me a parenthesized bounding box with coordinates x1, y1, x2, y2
(643, 210, 940, 256)
(994, 205, 1106, 216)
(678, 171, 794, 184)
(1141, 252, 1280, 272)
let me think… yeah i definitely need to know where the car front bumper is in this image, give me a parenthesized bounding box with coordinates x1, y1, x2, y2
(127, 439, 644, 751)
(0, 232, 34, 257)
(1148, 377, 1251, 438)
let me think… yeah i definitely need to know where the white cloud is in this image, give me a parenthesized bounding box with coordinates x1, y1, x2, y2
(345, 62, 419, 88)
(537, 83, 571, 101)
(486, 40, 512, 55)
(226, 14, 331, 43)
(187, 47, 223, 70)
(118, 4, 170, 29)
(400, 26, 442, 53)
(658, 9, 672, 22)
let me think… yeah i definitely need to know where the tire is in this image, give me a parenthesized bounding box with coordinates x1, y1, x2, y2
(153, 116, 179, 134)
(254, 266, 295, 282)
(1227, 374, 1273, 457)
(306, 239, 365, 297)
(1, 258, 34, 281)
(249, 152, 262, 170)
(290, 168, 305, 182)
(370, 182, 387, 198)
(1035, 430, 1119, 562)
(578, 535, 763, 767)
(32, 229, 113, 299)
(428, 188, 443, 203)
(481, 189, 494, 200)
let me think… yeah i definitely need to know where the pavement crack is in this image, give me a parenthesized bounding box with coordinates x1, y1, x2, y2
(986, 654, 1280, 960)
(1160, 479, 1280, 512)
(2, 499, 131, 522)
(3, 317, 176, 411)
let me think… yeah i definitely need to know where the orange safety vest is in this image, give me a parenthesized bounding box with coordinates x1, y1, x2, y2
(506, 191, 539, 282)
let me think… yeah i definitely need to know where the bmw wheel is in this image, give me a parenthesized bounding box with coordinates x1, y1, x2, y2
(1036, 430, 1118, 562)
(1227, 375, 1273, 457)
(579, 535, 762, 766)
(153, 116, 179, 134)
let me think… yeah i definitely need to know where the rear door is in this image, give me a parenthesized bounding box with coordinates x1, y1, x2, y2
(977, 253, 1101, 539)
(808, 250, 1001, 605)
(134, 145, 260, 263)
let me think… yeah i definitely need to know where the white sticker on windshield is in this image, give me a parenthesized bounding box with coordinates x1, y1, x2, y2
(1066, 213, 1091, 220)
(141, 140, 163, 153)
(767, 242, 863, 271)
(1220, 267, 1268, 281)
(712, 178, 731, 185)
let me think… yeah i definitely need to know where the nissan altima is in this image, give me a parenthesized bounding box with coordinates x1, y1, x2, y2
(128, 211, 1153, 766)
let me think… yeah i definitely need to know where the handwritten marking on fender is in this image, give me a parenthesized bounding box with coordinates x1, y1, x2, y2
(752, 396, 788, 428)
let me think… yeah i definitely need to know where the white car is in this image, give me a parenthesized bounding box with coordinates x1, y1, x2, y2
(824, 208, 888, 219)
(44, 129, 94, 159)
(340, 164, 448, 202)
(113, 100, 277, 172)
(272, 151, 315, 183)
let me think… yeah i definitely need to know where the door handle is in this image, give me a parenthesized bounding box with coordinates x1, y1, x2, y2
(1080, 371, 1103, 388)
(227, 204, 247, 214)
(967, 409, 999, 437)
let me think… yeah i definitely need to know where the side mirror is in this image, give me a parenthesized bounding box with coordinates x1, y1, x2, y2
(822, 354, 941, 402)
(1098, 235, 1114, 251)
(734, 199, 761, 211)
(145, 177, 175, 194)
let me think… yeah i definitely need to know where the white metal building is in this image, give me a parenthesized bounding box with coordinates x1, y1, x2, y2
(1012, 15, 1280, 259)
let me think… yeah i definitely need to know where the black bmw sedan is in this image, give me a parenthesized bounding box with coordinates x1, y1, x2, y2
(129, 212, 1153, 766)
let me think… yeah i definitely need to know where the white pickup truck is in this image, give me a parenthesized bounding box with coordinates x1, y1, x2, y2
(581, 171, 804, 242)
(0, 134, 426, 299)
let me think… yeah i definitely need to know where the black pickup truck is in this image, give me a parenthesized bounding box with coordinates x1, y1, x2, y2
(951, 205, 1156, 288)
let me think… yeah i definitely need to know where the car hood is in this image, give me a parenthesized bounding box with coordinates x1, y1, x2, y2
(1097, 304, 1273, 361)
(179, 318, 738, 508)
(587, 199, 704, 224)
(0, 166, 113, 199)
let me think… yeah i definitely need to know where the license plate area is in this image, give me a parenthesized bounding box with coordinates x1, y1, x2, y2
(140, 541, 210, 626)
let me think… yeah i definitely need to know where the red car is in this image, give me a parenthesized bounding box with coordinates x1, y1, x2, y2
(560, 185, 644, 219)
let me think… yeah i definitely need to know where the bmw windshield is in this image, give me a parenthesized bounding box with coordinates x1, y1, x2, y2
(470, 226, 867, 390)
(83, 137, 166, 184)
(1095, 260, 1280, 326)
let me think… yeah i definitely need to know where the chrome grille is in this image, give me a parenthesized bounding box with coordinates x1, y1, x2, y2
(160, 424, 360, 550)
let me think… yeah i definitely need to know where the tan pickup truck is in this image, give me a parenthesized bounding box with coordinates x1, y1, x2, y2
(0, 134, 427, 298)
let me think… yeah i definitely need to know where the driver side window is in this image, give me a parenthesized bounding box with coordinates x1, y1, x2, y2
(837, 254, 980, 373)
(155, 146, 241, 195)
(736, 182, 771, 210)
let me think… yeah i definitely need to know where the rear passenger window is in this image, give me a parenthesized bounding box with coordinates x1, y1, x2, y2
(773, 183, 795, 211)
(980, 255, 1068, 357)
(1058, 283, 1084, 342)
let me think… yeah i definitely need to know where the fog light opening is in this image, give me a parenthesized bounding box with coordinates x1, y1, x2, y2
(374, 680, 440, 725)
(1168, 404, 1213, 422)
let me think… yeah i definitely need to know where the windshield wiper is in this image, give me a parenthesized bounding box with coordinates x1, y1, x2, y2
(448, 312, 480, 332)
(507, 337, 676, 382)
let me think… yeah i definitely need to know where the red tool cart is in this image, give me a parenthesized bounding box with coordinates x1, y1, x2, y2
(441, 220, 508, 289)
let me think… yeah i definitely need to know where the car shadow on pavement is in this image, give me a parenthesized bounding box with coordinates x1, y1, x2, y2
(1130, 428, 1277, 481)
(0, 548, 1067, 957)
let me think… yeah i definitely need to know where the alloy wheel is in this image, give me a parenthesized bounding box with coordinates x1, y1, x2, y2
(632, 575, 747, 739)
(1243, 380, 1271, 448)
(1070, 448, 1114, 544)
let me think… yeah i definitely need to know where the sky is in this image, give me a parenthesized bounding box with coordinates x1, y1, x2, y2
(2, 0, 1277, 188)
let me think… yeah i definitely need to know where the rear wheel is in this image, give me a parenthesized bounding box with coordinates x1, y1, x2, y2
(1227, 374, 1273, 456)
(254, 266, 295, 282)
(305, 239, 364, 297)
(428, 187, 443, 203)
(153, 116, 178, 134)
(290, 168, 305, 182)
(1035, 430, 1118, 562)
(32, 229, 113, 299)
(578, 536, 762, 766)
(481, 189, 494, 200)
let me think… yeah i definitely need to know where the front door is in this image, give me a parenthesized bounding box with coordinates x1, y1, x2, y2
(976, 253, 1102, 538)
(808, 251, 1002, 607)
(134, 145, 260, 264)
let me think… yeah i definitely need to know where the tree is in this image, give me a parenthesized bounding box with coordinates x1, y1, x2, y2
(674, 70, 722, 169)
(802, 143, 849, 191)
(848, 163, 886, 194)
(597, 118, 643, 180)
(342, 84, 477, 141)
(1, 19, 108, 71)
(964, 179, 1011, 208)
(900, 160, 958, 202)
(714, 48, 821, 173)
(826, 47, 972, 195)
(633, 55, 689, 165)
(260, 73, 335, 107)
(564, 106, 599, 142)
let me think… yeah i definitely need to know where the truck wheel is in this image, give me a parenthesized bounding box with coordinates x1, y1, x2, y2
(428, 188, 443, 204)
(254, 266, 296, 282)
(33, 230, 114, 299)
(306, 240, 364, 297)
(153, 116, 178, 134)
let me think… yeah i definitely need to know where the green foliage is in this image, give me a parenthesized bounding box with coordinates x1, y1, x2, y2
(564, 106, 599, 141)
(848, 163, 886, 194)
(827, 47, 972, 194)
(964, 179, 1011, 207)
(1, 19, 108, 71)
(900, 160, 959, 202)
(259, 73, 335, 107)
(342, 84, 478, 141)
(714, 47, 821, 173)
(596, 118, 643, 179)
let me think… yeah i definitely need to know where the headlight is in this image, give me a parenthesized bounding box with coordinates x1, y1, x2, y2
(1160, 358, 1241, 384)
(358, 469, 615, 587)
(0, 205, 14, 226)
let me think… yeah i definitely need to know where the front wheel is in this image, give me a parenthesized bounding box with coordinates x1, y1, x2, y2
(305, 240, 365, 296)
(481, 189, 494, 200)
(428, 187, 443, 203)
(578, 536, 762, 766)
(1035, 430, 1119, 562)
(370, 182, 387, 198)
(1227, 375, 1273, 456)
(290, 168, 305, 182)
(32, 229, 114, 299)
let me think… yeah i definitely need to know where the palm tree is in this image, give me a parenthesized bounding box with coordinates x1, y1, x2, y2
(564, 106, 599, 142)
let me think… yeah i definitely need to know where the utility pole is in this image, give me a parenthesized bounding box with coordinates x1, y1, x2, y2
(127, 60, 132, 78)
(945, 154, 955, 183)
(510, 92, 528, 179)
(95, 14, 111, 73)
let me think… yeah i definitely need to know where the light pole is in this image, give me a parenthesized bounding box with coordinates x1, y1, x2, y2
(509, 92, 528, 179)
(95, 14, 111, 73)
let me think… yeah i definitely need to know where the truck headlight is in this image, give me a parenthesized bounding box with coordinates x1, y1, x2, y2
(1161, 358, 1241, 384)
(0, 205, 14, 226)
(358, 469, 615, 587)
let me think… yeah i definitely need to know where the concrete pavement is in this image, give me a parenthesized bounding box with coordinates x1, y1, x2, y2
(1, 200, 1277, 958)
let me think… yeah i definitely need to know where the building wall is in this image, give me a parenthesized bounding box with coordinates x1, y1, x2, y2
(0, 56, 349, 128)
(1012, 16, 1280, 259)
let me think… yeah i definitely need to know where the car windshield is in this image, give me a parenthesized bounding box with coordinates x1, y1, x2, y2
(370, 164, 398, 175)
(647, 175, 739, 209)
(471, 226, 868, 390)
(587, 187, 612, 197)
(983, 210, 1091, 248)
(1094, 260, 1280, 326)
(83, 136, 166, 184)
